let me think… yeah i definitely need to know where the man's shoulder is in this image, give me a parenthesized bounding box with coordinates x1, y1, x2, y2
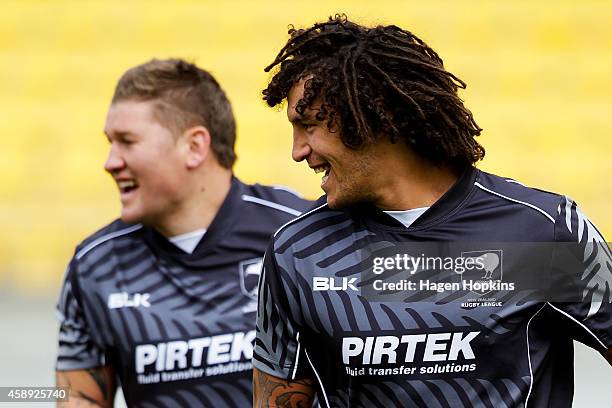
(270, 197, 353, 250)
(475, 170, 565, 223)
(73, 219, 143, 263)
(240, 181, 315, 218)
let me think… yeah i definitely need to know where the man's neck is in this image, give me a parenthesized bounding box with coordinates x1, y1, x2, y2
(370, 141, 460, 211)
(154, 166, 233, 238)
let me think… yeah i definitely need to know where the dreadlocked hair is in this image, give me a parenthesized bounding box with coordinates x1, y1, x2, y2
(263, 14, 484, 170)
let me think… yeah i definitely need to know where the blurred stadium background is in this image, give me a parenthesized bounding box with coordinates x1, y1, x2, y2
(0, 1, 610, 406)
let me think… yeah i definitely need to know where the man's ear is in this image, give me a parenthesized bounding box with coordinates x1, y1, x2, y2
(183, 125, 211, 169)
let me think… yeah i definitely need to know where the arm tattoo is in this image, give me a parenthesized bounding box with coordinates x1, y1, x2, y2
(87, 368, 110, 401)
(56, 369, 113, 408)
(254, 369, 315, 408)
(76, 392, 105, 406)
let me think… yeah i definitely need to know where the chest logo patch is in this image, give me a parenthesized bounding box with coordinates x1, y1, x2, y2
(459, 250, 503, 296)
(238, 258, 263, 301)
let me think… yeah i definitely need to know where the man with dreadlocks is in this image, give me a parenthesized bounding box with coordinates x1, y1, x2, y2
(253, 15, 612, 408)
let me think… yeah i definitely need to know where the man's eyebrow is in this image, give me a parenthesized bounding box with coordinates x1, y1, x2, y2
(105, 130, 131, 138)
(289, 112, 319, 124)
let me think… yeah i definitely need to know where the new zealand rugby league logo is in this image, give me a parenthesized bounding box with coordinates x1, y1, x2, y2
(239, 258, 262, 313)
(459, 250, 503, 296)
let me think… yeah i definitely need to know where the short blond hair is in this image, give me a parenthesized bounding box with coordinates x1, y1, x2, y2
(112, 58, 236, 168)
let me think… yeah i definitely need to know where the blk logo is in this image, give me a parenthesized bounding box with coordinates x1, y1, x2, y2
(313, 277, 358, 291)
(108, 292, 151, 309)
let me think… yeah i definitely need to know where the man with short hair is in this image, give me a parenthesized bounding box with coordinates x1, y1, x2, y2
(253, 16, 612, 407)
(55, 58, 312, 407)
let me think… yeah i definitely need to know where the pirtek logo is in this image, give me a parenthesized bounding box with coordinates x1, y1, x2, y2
(108, 292, 151, 309)
(313, 277, 358, 291)
(342, 331, 480, 364)
(135, 330, 255, 373)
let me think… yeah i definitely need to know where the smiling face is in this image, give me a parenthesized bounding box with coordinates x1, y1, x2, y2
(103, 100, 190, 227)
(287, 80, 380, 209)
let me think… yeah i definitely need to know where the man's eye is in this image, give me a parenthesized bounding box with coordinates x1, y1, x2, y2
(302, 123, 315, 131)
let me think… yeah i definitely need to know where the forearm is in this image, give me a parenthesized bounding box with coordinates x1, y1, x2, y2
(56, 395, 108, 408)
(253, 367, 315, 408)
(56, 367, 115, 408)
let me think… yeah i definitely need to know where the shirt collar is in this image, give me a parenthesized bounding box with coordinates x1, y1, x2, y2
(350, 166, 479, 231)
(144, 176, 245, 260)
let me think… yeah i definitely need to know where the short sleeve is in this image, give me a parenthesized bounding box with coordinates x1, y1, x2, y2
(253, 241, 309, 380)
(549, 196, 612, 351)
(56, 259, 106, 370)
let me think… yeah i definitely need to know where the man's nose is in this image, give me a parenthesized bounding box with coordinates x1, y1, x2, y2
(103, 143, 125, 174)
(291, 130, 311, 162)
